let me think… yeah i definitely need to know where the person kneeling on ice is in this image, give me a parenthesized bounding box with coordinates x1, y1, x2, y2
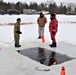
(49, 13, 58, 47)
(14, 18, 22, 47)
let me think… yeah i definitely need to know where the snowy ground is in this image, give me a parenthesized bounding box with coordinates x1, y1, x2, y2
(0, 14, 76, 75)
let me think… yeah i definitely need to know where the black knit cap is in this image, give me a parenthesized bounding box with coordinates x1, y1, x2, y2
(17, 18, 21, 21)
(51, 13, 55, 17)
(39, 12, 43, 15)
(51, 13, 56, 18)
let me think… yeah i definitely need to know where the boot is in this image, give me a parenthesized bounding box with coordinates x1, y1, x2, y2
(38, 36, 42, 39)
(15, 43, 17, 47)
(17, 45, 21, 47)
(15, 44, 21, 47)
(50, 42, 57, 47)
(49, 43, 53, 46)
(15, 45, 21, 47)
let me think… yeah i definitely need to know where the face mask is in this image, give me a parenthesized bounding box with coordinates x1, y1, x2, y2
(50, 17, 55, 21)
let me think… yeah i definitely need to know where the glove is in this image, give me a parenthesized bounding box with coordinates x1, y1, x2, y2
(52, 30, 56, 34)
(16, 31, 22, 34)
(19, 31, 22, 34)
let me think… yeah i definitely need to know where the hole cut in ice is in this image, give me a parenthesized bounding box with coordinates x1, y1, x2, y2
(17, 47, 75, 66)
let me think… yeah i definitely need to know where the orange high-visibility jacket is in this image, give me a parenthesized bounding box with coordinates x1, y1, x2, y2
(49, 19, 58, 33)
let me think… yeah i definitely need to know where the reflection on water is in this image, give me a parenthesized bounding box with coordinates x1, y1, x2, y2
(48, 51, 57, 66)
(38, 47, 46, 64)
(17, 47, 75, 66)
(37, 48, 57, 66)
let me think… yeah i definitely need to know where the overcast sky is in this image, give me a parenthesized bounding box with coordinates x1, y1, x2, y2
(3, 0, 76, 5)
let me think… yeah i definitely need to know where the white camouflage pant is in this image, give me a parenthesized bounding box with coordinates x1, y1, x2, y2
(38, 27, 44, 37)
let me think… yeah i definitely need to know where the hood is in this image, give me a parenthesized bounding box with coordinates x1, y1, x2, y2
(51, 13, 56, 18)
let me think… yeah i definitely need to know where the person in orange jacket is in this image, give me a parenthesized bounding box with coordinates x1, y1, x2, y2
(37, 12, 47, 39)
(49, 13, 58, 47)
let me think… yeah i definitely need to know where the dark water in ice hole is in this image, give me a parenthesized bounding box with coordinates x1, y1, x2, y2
(17, 47, 75, 66)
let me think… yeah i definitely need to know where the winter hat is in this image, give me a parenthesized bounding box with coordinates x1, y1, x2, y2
(39, 12, 44, 18)
(51, 13, 56, 18)
(17, 18, 21, 21)
(40, 12, 43, 15)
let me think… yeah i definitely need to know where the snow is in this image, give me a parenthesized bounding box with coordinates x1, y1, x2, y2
(0, 14, 76, 75)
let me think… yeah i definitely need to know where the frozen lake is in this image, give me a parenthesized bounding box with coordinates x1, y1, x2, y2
(0, 14, 76, 45)
(0, 14, 76, 75)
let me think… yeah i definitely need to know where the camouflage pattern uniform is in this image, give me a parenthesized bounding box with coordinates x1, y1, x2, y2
(14, 22, 20, 46)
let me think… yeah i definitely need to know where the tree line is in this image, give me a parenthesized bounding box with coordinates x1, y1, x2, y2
(0, 0, 76, 14)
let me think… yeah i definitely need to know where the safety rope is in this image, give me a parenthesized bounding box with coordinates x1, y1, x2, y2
(34, 67, 50, 71)
(0, 40, 14, 44)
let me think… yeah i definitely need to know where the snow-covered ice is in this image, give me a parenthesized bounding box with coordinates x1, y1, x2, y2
(0, 14, 76, 75)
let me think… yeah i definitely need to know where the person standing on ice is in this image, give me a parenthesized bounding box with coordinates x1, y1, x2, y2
(49, 13, 58, 47)
(37, 12, 47, 39)
(14, 18, 22, 47)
